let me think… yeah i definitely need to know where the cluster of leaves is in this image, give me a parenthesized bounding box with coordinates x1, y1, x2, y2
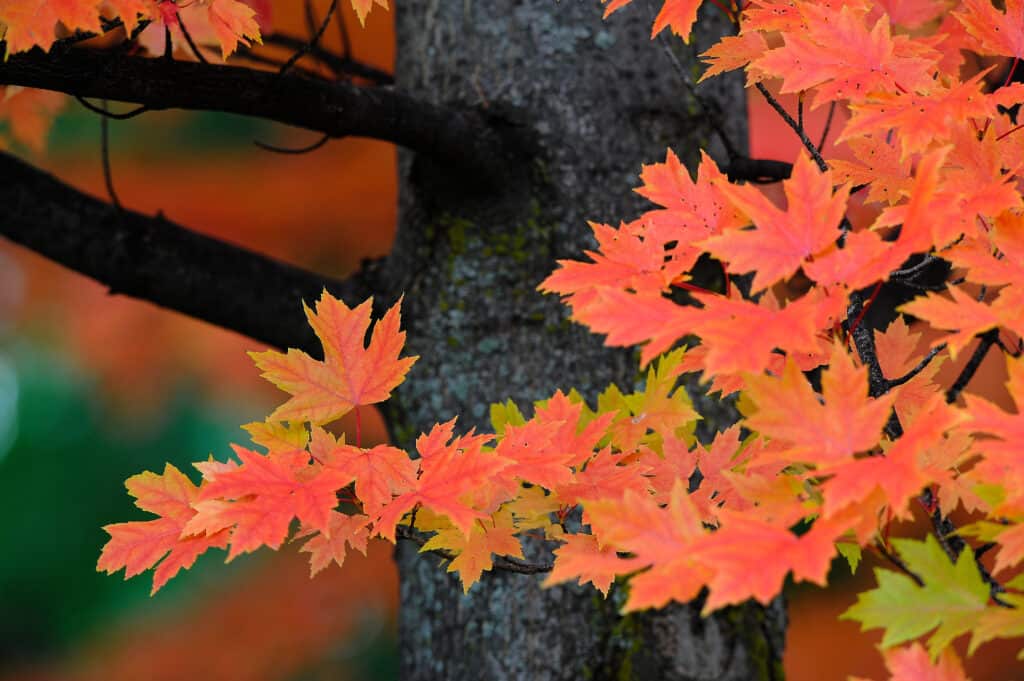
(74, 0, 1024, 678)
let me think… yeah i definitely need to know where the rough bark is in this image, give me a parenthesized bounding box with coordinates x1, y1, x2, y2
(377, 2, 787, 680)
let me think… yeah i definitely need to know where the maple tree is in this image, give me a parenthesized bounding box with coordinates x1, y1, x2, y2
(7, 0, 1024, 678)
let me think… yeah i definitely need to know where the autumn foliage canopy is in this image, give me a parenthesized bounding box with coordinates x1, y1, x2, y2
(9, 0, 1024, 677)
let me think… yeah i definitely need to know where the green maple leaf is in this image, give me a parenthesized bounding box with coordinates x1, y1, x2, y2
(840, 535, 989, 659)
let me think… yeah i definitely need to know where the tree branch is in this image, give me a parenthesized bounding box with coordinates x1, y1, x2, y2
(0, 150, 385, 356)
(0, 45, 513, 187)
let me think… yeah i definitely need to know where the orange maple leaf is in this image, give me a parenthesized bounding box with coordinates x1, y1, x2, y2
(350, 0, 389, 27)
(955, 0, 1024, 59)
(544, 533, 637, 596)
(881, 643, 969, 681)
(323, 442, 417, 516)
(298, 511, 370, 577)
(699, 152, 851, 293)
(697, 510, 839, 612)
(689, 288, 842, 377)
(586, 481, 710, 611)
(186, 445, 350, 560)
(419, 509, 524, 593)
(207, 0, 262, 59)
(602, 0, 702, 40)
(743, 345, 895, 465)
(251, 292, 418, 425)
(98, 464, 229, 594)
(374, 421, 508, 541)
(899, 285, 1024, 359)
(753, 5, 934, 107)
(0, 0, 102, 54)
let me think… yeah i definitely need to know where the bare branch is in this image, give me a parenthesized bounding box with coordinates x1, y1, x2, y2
(0, 47, 513, 187)
(0, 151, 383, 356)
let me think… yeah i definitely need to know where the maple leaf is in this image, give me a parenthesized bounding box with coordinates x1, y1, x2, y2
(98, 464, 229, 594)
(841, 535, 989, 658)
(743, 345, 894, 466)
(251, 292, 418, 425)
(104, 0, 150, 33)
(820, 398, 959, 523)
(634, 150, 747, 273)
(298, 511, 370, 577)
(206, 0, 262, 59)
(538, 221, 675, 299)
(186, 445, 350, 560)
(544, 533, 636, 596)
(874, 317, 945, 424)
(0, 0, 102, 54)
(955, 0, 1024, 59)
(374, 421, 508, 541)
(881, 644, 970, 681)
(966, 593, 1024, 656)
(420, 509, 524, 593)
(568, 287, 699, 367)
(840, 73, 996, 159)
(699, 32, 770, 83)
(533, 389, 615, 468)
(585, 481, 711, 611)
(689, 287, 843, 377)
(494, 419, 576, 489)
(323, 442, 417, 516)
(350, 0, 388, 27)
(829, 136, 913, 206)
(555, 447, 652, 505)
(899, 285, 1021, 359)
(241, 419, 309, 453)
(753, 6, 935, 107)
(0, 87, 66, 152)
(699, 152, 851, 293)
(602, 0, 702, 41)
(697, 510, 839, 612)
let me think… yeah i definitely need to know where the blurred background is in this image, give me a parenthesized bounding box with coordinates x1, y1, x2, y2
(0, 3, 1020, 679)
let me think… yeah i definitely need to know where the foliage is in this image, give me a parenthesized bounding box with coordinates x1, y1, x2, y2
(8, 0, 1024, 678)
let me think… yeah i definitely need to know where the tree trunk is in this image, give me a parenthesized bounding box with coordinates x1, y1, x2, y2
(378, 2, 787, 679)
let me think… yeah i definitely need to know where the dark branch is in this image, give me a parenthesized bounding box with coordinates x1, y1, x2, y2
(0, 46, 511, 187)
(724, 157, 792, 183)
(946, 329, 1000, 404)
(0, 151, 382, 356)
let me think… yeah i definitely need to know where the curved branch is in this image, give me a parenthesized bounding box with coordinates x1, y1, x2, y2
(0, 151, 384, 356)
(0, 46, 512, 186)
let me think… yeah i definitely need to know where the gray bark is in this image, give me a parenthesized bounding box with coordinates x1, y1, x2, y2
(375, 2, 787, 679)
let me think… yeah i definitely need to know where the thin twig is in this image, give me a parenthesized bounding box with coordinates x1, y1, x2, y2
(99, 100, 122, 210)
(163, 25, 173, 59)
(884, 344, 945, 389)
(946, 329, 1000, 404)
(254, 133, 332, 154)
(875, 541, 924, 586)
(654, 24, 741, 161)
(75, 96, 149, 120)
(336, 4, 352, 58)
(755, 82, 828, 171)
(889, 254, 938, 280)
(797, 93, 805, 136)
(819, 101, 837, 150)
(281, 0, 338, 76)
(176, 13, 209, 64)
